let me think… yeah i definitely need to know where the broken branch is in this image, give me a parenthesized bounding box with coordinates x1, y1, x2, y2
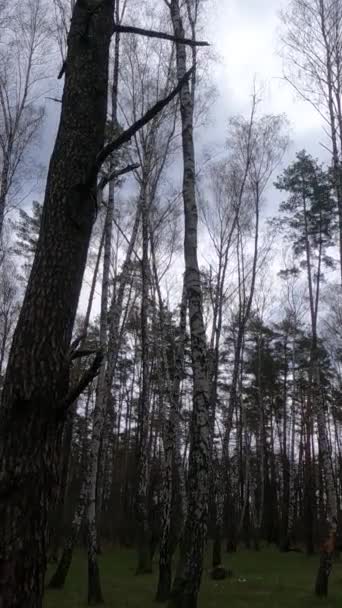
(113, 23, 209, 47)
(69, 333, 87, 357)
(98, 162, 139, 191)
(58, 61, 66, 79)
(61, 350, 103, 411)
(91, 66, 194, 182)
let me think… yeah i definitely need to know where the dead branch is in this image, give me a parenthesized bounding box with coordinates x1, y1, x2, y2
(91, 66, 194, 182)
(69, 333, 87, 356)
(113, 23, 209, 47)
(58, 61, 66, 79)
(45, 96, 62, 104)
(61, 350, 103, 411)
(98, 162, 139, 191)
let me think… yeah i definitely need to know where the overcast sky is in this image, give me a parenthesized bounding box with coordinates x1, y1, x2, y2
(207, 0, 325, 163)
(39, 0, 328, 204)
(29, 0, 336, 310)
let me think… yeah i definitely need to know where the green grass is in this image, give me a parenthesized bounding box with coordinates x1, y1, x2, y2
(45, 546, 342, 607)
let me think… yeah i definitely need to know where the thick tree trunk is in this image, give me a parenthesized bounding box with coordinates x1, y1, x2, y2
(168, 2, 210, 607)
(0, 2, 113, 606)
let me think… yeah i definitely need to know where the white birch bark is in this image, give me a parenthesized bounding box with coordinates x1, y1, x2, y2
(135, 176, 152, 574)
(168, 2, 210, 606)
(156, 276, 187, 600)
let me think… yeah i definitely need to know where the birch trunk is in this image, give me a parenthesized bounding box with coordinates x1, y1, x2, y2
(212, 457, 225, 567)
(136, 179, 152, 574)
(168, 2, 210, 606)
(49, 229, 104, 563)
(91, 0, 125, 542)
(48, 388, 92, 588)
(156, 282, 187, 601)
(281, 340, 297, 551)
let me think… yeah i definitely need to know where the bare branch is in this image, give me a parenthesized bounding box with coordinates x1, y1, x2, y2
(58, 61, 66, 79)
(111, 214, 142, 263)
(97, 162, 139, 191)
(113, 23, 209, 47)
(280, 74, 331, 126)
(69, 332, 87, 356)
(45, 96, 62, 104)
(61, 350, 103, 411)
(89, 66, 194, 183)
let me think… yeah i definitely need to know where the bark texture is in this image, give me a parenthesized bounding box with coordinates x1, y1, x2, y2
(156, 282, 187, 601)
(168, 2, 210, 607)
(0, 1, 114, 606)
(314, 358, 338, 596)
(136, 180, 152, 575)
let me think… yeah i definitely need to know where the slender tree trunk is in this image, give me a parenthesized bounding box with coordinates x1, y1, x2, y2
(317, 0, 342, 284)
(136, 179, 152, 575)
(314, 353, 338, 596)
(0, 150, 10, 243)
(93, 0, 125, 545)
(49, 231, 104, 562)
(281, 345, 297, 551)
(302, 175, 337, 594)
(0, 2, 113, 605)
(212, 460, 225, 567)
(304, 405, 315, 555)
(48, 389, 92, 588)
(86, 175, 116, 604)
(168, 2, 210, 606)
(104, 205, 141, 404)
(156, 282, 187, 601)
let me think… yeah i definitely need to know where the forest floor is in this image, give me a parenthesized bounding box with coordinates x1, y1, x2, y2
(45, 546, 342, 607)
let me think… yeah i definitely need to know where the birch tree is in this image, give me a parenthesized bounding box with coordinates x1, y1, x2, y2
(165, 1, 210, 606)
(155, 279, 187, 601)
(214, 105, 288, 564)
(118, 19, 181, 574)
(0, 0, 49, 242)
